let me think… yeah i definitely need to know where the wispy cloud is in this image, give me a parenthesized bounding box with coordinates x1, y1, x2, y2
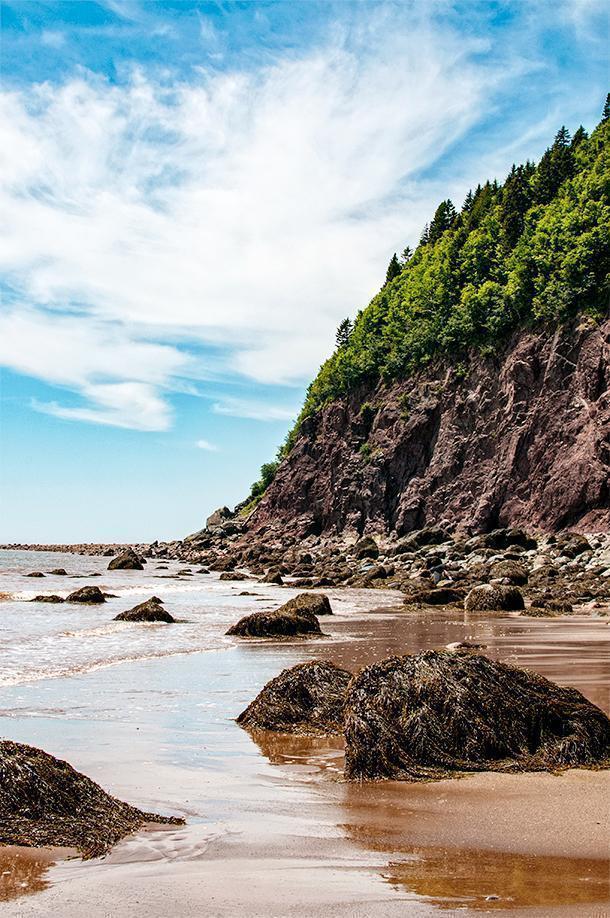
(212, 397, 299, 422)
(195, 438, 218, 451)
(0, 5, 600, 431)
(33, 382, 172, 431)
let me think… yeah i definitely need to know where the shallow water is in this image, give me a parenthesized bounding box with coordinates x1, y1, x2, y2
(1, 550, 609, 916)
(0, 549, 400, 687)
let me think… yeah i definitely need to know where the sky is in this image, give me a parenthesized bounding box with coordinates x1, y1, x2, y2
(0, 0, 608, 543)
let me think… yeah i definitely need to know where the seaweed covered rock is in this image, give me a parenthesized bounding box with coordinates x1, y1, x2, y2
(237, 660, 352, 735)
(30, 595, 65, 604)
(464, 584, 524, 612)
(405, 587, 465, 606)
(278, 592, 333, 617)
(107, 549, 143, 571)
(226, 602, 322, 638)
(219, 571, 247, 581)
(0, 740, 182, 857)
(344, 650, 610, 781)
(352, 536, 379, 560)
(49, 568, 67, 575)
(489, 560, 528, 585)
(66, 586, 106, 604)
(114, 597, 175, 623)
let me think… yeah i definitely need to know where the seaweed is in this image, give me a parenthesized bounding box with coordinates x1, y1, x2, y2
(344, 650, 610, 781)
(0, 741, 183, 857)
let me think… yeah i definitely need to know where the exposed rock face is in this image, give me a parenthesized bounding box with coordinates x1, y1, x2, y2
(0, 740, 182, 856)
(66, 586, 106, 604)
(464, 584, 525, 612)
(108, 549, 144, 571)
(114, 598, 175, 623)
(247, 319, 610, 538)
(343, 651, 610, 781)
(237, 660, 352, 735)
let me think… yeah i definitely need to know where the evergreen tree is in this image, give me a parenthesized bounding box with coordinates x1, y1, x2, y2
(385, 253, 401, 285)
(571, 126, 588, 149)
(603, 93, 610, 121)
(500, 164, 532, 248)
(419, 223, 430, 246)
(462, 190, 474, 213)
(400, 246, 413, 265)
(428, 199, 457, 244)
(335, 318, 354, 349)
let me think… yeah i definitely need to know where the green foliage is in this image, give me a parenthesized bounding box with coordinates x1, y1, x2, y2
(385, 253, 401, 285)
(247, 460, 279, 507)
(335, 317, 354, 349)
(359, 442, 372, 462)
(252, 105, 609, 482)
(286, 111, 609, 439)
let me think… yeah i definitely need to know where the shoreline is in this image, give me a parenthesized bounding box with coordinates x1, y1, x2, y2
(0, 551, 608, 916)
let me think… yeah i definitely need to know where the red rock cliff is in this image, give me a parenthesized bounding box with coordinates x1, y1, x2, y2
(248, 317, 610, 537)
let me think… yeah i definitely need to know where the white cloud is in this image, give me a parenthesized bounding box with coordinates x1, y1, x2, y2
(33, 382, 172, 431)
(0, 13, 522, 429)
(195, 438, 218, 451)
(212, 397, 299, 421)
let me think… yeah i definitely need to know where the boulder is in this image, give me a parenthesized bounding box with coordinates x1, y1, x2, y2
(405, 587, 465, 606)
(107, 549, 143, 571)
(352, 536, 379, 560)
(526, 599, 575, 617)
(66, 586, 106, 604)
(0, 739, 182, 857)
(277, 592, 333, 617)
(489, 560, 528, 585)
(206, 506, 233, 529)
(48, 569, 68, 576)
(237, 660, 352, 735)
(30, 595, 64, 604)
(262, 570, 284, 585)
(226, 602, 322, 638)
(114, 598, 175, 623)
(25, 572, 44, 578)
(219, 571, 247, 581)
(343, 650, 610, 781)
(464, 584, 524, 612)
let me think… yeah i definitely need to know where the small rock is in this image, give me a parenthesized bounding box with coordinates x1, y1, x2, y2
(464, 584, 524, 612)
(66, 586, 106, 604)
(107, 549, 143, 571)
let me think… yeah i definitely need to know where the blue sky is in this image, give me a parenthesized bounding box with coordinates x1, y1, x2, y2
(0, 0, 608, 542)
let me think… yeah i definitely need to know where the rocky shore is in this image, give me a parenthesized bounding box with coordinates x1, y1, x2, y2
(5, 523, 610, 613)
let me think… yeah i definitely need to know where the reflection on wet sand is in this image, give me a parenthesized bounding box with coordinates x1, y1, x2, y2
(0, 846, 72, 902)
(247, 728, 345, 773)
(382, 846, 609, 911)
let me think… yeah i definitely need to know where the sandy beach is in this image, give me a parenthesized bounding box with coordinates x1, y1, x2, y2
(0, 550, 608, 916)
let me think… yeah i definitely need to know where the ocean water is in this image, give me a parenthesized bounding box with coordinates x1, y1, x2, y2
(0, 550, 401, 688)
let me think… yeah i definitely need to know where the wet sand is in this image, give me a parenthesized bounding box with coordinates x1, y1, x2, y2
(0, 594, 608, 916)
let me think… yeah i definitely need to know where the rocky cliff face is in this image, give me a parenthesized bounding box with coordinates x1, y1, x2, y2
(249, 317, 610, 538)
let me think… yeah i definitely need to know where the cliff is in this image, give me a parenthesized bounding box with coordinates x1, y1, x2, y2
(247, 317, 610, 538)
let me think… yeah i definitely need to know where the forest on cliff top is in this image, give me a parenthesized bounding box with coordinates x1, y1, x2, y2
(246, 99, 610, 507)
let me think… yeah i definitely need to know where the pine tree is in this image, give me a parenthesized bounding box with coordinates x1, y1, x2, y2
(500, 164, 532, 248)
(419, 223, 430, 246)
(571, 126, 588, 149)
(462, 190, 474, 213)
(385, 253, 402, 285)
(428, 199, 457, 244)
(400, 246, 413, 265)
(603, 93, 610, 121)
(335, 318, 353, 349)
